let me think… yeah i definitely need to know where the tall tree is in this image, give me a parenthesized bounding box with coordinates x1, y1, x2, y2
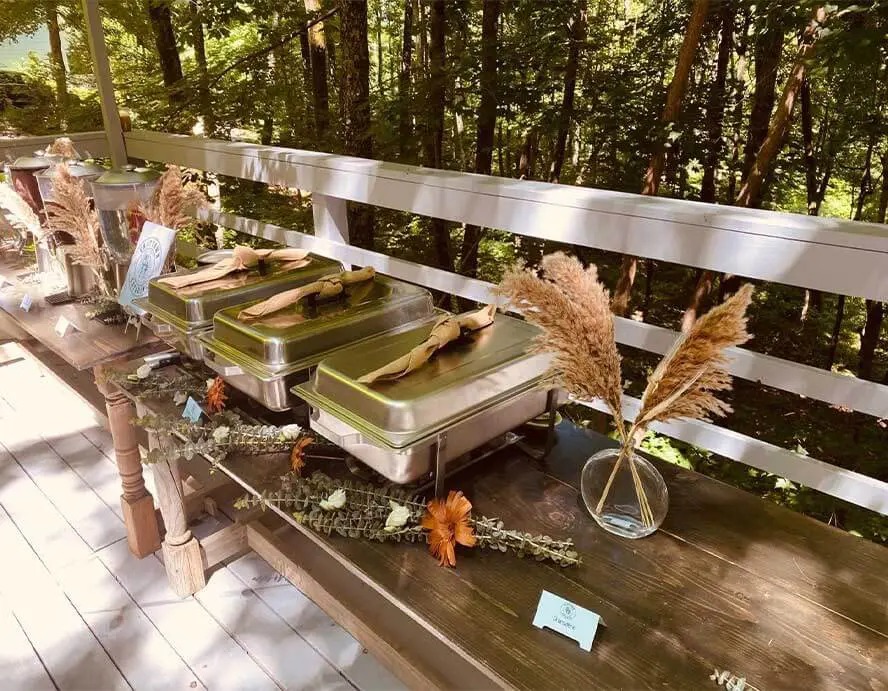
(549, 0, 586, 183)
(340, 0, 375, 249)
(611, 0, 711, 316)
(304, 0, 331, 139)
(422, 0, 453, 271)
(45, 0, 67, 122)
(187, 0, 214, 137)
(398, 0, 414, 159)
(146, 0, 185, 105)
(682, 0, 734, 332)
(741, 12, 784, 181)
(736, 8, 827, 207)
(459, 0, 501, 283)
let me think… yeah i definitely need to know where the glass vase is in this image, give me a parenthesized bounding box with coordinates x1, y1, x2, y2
(580, 445, 668, 539)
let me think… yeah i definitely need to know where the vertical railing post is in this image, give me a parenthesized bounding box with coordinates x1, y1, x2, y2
(82, 0, 127, 167)
(312, 193, 350, 244)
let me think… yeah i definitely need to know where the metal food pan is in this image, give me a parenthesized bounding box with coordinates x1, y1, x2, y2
(200, 305, 442, 413)
(302, 381, 556, 484)
(146, 253, 342, 330)
(135, 306, 208, 361)
(304, 313, 551, 449)
(209, 275, 434, 370)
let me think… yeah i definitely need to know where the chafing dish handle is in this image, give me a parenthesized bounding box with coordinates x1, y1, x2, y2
(203, 350, 245, 377)
(139, 311, 174, 337)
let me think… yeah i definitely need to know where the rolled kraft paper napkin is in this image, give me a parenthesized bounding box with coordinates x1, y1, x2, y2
(358, 304, 497, 384)
(237, 266, 377, 322)
(158, 245, 311, 289)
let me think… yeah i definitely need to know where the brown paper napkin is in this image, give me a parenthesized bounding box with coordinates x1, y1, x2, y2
(237, 266, 377, 322)
(357, 304, 497, 384)
(158, 245, 311, 289)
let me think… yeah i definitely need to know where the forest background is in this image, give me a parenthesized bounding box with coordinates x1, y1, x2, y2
(1, 0, 887, 542)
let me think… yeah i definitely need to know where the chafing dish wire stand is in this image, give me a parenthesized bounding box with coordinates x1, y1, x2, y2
(424, 388, 560, 497)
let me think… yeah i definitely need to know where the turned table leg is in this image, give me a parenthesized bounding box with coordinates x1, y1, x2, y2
(143, 421, 206, 597)
(94, 366, 161, 558)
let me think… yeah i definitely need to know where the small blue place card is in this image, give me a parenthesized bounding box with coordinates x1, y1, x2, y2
(532, 590, 600, 652)
(182, 396, 203, 423)
(20, 293, 32, 312)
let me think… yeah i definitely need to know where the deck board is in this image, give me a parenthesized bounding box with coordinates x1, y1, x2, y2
(0, 506, 130, 691)
(0, 595, 57, 691)
(0, 353, 399, 690)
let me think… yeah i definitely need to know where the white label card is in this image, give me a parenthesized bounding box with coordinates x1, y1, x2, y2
(19, 293, 32, 312)
(532, 590, 600, 652)
(0, 275, 11, 288)
(55, 316, 76, 337)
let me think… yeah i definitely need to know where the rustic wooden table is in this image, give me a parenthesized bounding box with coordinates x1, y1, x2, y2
(0, 250, 163, 559)
(121, 361, 888, 691)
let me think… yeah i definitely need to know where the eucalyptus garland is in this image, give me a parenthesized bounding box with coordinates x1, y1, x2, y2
(135, 411, 303, 465)
(236, 471, 581, 567)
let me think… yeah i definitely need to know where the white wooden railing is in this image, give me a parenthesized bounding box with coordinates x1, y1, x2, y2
(4, 130, 888, 515)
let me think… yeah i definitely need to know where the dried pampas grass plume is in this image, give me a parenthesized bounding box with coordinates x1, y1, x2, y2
(0, 183, 41, 236)
(496, 252, 625, 437)
(139, 165, 206, 230)
(45, 163, 110, 294)
(47, 137, 78, 159)
(636, 284, 753, 427)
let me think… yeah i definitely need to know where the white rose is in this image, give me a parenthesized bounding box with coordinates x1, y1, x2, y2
(206, 378, 215, 391)
(212, 426, 230, 444)
(136, 363, 153, 379)
(384, 501, 411, 532)
(173, 391, 187, 406)
(319, 488, 346, 511)
(278, 424, 302, 440)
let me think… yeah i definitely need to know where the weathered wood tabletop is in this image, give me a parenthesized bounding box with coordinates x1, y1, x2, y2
(0, 251, 156, 370)
(216, 422, 888, 691)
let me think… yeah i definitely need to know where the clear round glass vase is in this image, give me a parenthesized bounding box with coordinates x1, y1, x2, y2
(580, 445, 668, 539)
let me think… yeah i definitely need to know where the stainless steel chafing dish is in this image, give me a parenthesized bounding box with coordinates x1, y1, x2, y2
(199, 275, 435, 411)
(293, 312, 561, 486)
(134, 253, 343, 360)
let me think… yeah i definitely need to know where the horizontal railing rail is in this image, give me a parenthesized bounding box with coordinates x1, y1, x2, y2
(0, 131, 109, 162)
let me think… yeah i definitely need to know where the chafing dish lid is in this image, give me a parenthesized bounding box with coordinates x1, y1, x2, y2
(143, 252, 343, 330)
(296, 312, 551, 448)
(207, 275, 434, 371)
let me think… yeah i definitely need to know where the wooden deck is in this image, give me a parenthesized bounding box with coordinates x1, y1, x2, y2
(0, 343, 406, 691)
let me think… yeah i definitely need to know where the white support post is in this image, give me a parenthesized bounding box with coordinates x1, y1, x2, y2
(82, 0, 127, 167)
(312, 193, 350, 244)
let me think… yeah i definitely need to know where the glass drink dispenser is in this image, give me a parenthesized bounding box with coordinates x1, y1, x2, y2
(91, 164, 160, 262)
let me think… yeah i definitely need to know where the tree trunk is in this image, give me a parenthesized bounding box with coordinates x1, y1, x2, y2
(422, 0, 452, 271)
(304, 0, 331, 139)
(736, 8, 826, 208)
(798, 74, 826, 319)
(742, 14, 783, 181)
(683, 0, 732, 331)
(45, 0, 68, 123)
(549, 0, 586, 183)
(700, 0, 732, 202)
(727, 7, 751, 202)
(188, 0, 214, 137)
(398, 0, 414, 159)
(339, 0, 375, 249)
(856, 147, 885, 380)
(827, 123, 873, 371)
(611, 0, 710, 316)
(376, 1, 385, 96)
(459, 0, 501, 282)
(146, 0, 185, 105)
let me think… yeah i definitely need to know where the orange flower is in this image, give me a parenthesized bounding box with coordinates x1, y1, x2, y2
(205, 377, 228, 413)
(290, 436, 313, 474)
(421, 490, 476, 567)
